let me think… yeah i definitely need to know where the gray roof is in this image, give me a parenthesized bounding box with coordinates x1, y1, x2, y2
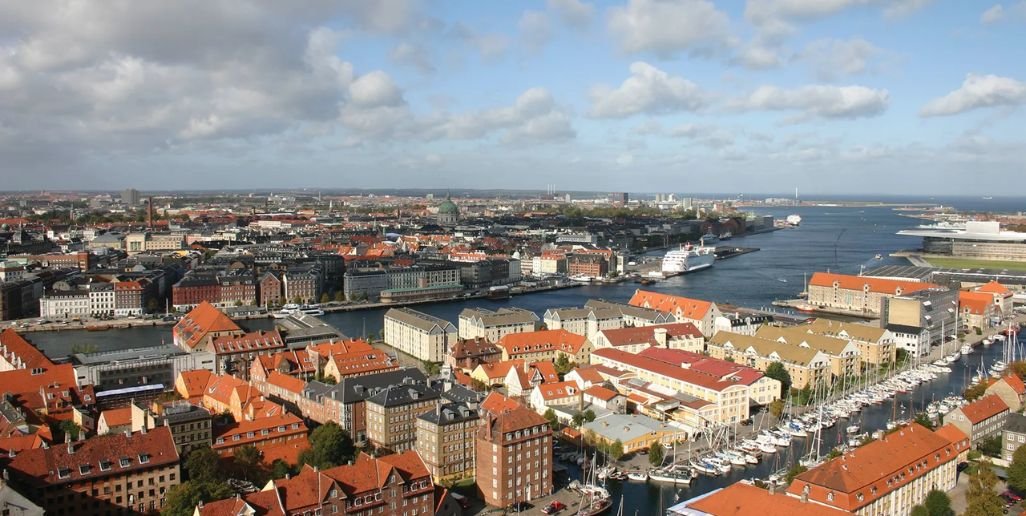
(334, 368, 427, 404)
(581, 412, 683, 443)
(1005, 413, 1026, 436)
(72, 344, 188, 365)
(459, 307, 539, 325)
(586, 299, 672, 323)
(385, 308, 456, 333)
(366, 383, 440, 408)
(418, 401, 479, 425)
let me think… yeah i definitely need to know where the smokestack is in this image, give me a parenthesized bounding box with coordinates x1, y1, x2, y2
(147, 196, 154, 229)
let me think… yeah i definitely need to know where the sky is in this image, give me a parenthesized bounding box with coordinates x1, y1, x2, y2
(0, 0, 1024, 195)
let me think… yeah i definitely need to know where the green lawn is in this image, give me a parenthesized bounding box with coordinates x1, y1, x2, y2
(925, 256, 1026, 271)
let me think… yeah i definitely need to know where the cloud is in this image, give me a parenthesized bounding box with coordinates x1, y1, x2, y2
(670, 123, 735, 148)
(920, 74, 1026, 117)
(589, 62, 708, 118)
(450, 23, 510, 61)
(735, 44, 782, 69)
(798, 38, 881, 80)
(735, 84, 890, 119)
(608, 0, 733, 58)
(883, 0, 933, 19)
(348, 71, 404, 108)
(981, 4, 1005, 23)
(548, 0, 595, 27)
(389, 42, 434, 73)
(433, 88, 575, 143)
(519, 10, 552, 53)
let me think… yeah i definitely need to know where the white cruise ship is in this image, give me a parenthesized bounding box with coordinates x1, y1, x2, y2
(662, 244, 716, 275)
(786, 214, 802, 226)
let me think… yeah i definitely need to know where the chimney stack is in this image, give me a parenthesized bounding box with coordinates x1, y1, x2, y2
(654, 328, 668, 347)
(147, 196, 154, 229)
(66, 433, 73, 455)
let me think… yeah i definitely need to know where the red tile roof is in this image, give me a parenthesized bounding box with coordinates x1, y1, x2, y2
(583, 385, 619, 402)
(213, 413, 307, 451)
(959, 394, 1009, 424)
(7, 427, 179, 487)
(480, 393, 549, 433)
(788, 423, 965, 512)
(497, 329, 587, 357)
(173, 301, 242, 350)
(99, 407, 133, 429)
(1000, 375, 1026, 395)
(959, 291, 994, 315)
(307, 339, 375, 358)
(0, 329, 53, 370)
(809, 272, 940, 295)
(212, 330, 285, 355)
(628, 290, 714, 320)
(475, 359, 526, 382)
(598, 323, 702, 347)
(934, 423, 970, 447)
(177, 369, 213, 401)
(535, 381, 580, 401)
(0, 363, 90, 416)
(690, 482, 849, 515)
(977, 280, 1012, 296)
(593, 347, 764, 391)
(266, 371, 307, 395)
(568, 366, 605, 385)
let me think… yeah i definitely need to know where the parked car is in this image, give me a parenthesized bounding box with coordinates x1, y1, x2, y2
(542, 501, 566, 514)
(1001, 490, 1022, 502)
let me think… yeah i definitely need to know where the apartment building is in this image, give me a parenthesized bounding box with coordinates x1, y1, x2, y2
(496, 329, 591, 364)
(787, 423, 967, 515)
(755, 325, 864, 379)
(6, 428, 180, 516)
(945, 394, 1010, 448)
(365, 383, 441, 453)
(803, 319, 897, 366)
(458, 307, 539, 341)
(807, 272, 941, 316)
(476, 393, 553, 508)
(336, 368, 428, 445)
(591, 347, 778, 425)
(383, 307, 457, 362)
(416, 400, 480, 483)
(585, 299, 676, 327)
(542, 305, 624, 341)
(593, 323, 704, 354)
(985, 374, 1026, 412)
(707, 331, 832, 390)
(446, 337, 502, 372)
(212, 412, 308, 463)
(627, 290, 720, 336)
(1002, 413, 1026, 462)
(130, 400, 213, 456)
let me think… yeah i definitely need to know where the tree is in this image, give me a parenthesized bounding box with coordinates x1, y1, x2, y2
(963, 381, 988, 401)
(320, 293, 330, 304)
(648, 442, 664, 467)
(553, 354, 572, 375)
(1007, 445, 1026, 494)
(609, 440, 624, 461)
(299, 422, 355, 469)
(421, 361, 441, 376)
(571, 413, 585, 428)
(964, 461, 1003, 516)
(769, 399, 785, 419)
(785, 463, 807, 484)
(978, 435, 1002, 458)
(543, 409, 559, 430)
(185, 447, 221, 483)
(913, 412, 935, 430)
(923, 489, 953, 516)
(1010, 360, 1026, 378)
(233, 445, 264, 482)
(55, 420, 80, 441)
(333, 291, 344, 302)
(765, 362, 791, 393)
(583, 409, 596, 423)
(270, 459, 294, 480)
(234, 299, 243, 307)
(161, 481, 234, 516)
(910, 506, 929, 516)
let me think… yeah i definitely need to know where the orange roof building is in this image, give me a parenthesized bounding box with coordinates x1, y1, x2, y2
(496, 329, 591, 363)
(0, 329, 54, 371)
(787, 423, 965, 514)
(807, 272, 942, 316)
(172, 301, 244, 351)
(946, 394, 1010, 446)
(682, 481, 849, 515)
(628, 290, 720, 335)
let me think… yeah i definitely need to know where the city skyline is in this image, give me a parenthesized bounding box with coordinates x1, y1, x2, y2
(1, 1, 1024, 194)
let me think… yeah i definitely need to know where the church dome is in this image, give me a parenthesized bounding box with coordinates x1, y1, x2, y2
(437, 198, 459, 215)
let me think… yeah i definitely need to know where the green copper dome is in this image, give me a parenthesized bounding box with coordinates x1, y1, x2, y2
(437, 198, 459, 214)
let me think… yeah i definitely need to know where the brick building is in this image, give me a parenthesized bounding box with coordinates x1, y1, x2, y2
(475, 393, 552, 508)
(6, 428, 180, 515)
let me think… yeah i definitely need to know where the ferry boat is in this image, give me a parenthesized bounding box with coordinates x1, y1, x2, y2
(661, 243, 716, 275)
(786, 214, 802, 226)
(700, 233, 719, 245)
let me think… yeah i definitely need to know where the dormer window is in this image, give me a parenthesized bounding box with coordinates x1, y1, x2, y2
(138, 454, 150, 464)
(79, 464, 91, 475)
(99, 460, 112, 471)
(120, 457, 131, 468)
(57, 468, 71, 479)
